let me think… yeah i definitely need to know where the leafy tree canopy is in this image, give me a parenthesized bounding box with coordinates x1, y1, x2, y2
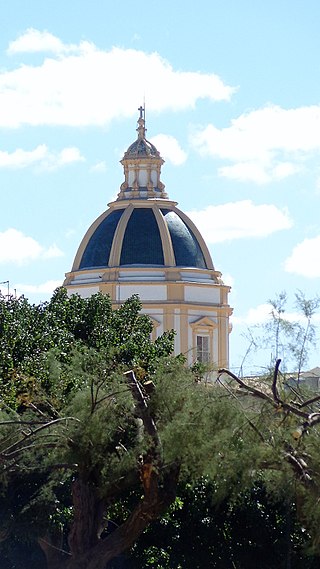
(1, 289, 320, 569)
(0, 288, 174, 409)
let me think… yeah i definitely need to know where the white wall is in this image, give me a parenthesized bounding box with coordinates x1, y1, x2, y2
(185, 286, 220, 304)
(116, 284, 167, 301)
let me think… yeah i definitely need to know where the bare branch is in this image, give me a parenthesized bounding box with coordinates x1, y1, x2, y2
(218, 365, 309, 420)
(0, 419, 58, 426)
(271, 358, 281, 403)
(0, 416, 80, 468)
(218, 368, 275, 405)
(124, 370, 160, 447)
(296, 394, 320, 409)
(284, 452, 314, 485)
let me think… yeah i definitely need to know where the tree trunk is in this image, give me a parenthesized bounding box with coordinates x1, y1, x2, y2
(43, 462, 179, 569)
(68, 478, 105, 555)
(39, 477, 106, 569)
(63, 464, 179, 569)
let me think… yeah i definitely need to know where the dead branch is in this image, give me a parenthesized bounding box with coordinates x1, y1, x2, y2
(272, 358, 281, 403)
(218, 363, 309, 420)
(284, 451, 314, 485)
(124, 370, 160, 451)
(218, 368, 275, 405)
(296, 394, 320, 409)
(0, 416, 80, 468)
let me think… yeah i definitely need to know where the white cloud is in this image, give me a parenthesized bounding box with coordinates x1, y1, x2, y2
(218, 161, 300, 185)
(15, 280, 62, 296)
(218, 162, 270, 184)
(0, 145, 84, 170)
(186, 200, 293, 243)
(232, 304, 271, 326)
(0, 30, 235, 128)
(90, 160, 107, 173)
(7, 28, 91, 55)
(233, 303, 320, 326)
(42, 244, 64, 259)
(65, 228, 76, 238)
(0, 229, 63, 265)
(191, 104, 320, 183)
(284, 235, 320, 278)
(150, 134, 187, 165)
(57, 147, 84, 165)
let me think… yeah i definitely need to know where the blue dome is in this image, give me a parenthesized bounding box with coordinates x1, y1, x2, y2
(77, 204, 209, 271)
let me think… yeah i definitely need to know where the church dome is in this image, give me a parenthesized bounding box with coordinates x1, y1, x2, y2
(70, 107, 215, 275)
(75, 202, 210, 271)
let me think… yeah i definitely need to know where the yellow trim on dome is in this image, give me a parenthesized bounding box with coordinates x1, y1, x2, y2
(71, 209, 112, 272)
(152, 205, 175, 266)
(173, 206, 214, 271)
(109, 204, 134, 267)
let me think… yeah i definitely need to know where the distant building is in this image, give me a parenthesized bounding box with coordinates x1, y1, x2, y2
(286, 367, 320, 390)
(64, 109, 232, 368)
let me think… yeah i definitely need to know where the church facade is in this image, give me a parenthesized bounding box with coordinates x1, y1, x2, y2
(64, 109, 232, 368)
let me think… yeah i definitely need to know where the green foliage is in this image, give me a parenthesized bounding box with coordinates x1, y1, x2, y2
(60, 370, 142, 487)
(0, 289, 175, 409)
(2, 287, 320, 568)
(0, 289, 178, 566)
(132, 479, 319, 569)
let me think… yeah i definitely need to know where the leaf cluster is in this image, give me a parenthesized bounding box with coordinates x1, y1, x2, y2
(0, 289, 175, 409)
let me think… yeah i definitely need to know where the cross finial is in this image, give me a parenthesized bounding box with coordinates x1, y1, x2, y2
(137, 104, 146, 139)
(138, 105, 144, 120)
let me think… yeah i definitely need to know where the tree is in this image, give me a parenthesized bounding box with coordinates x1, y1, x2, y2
(243, 291, 320, 375)
(0, 290, 176, 568)
(290, 291, 320, 380)
(218, 359, 320, 556)
(5, 359, 264, 569)
(0, 290, 261, 569)
(2, 289, 320, 569)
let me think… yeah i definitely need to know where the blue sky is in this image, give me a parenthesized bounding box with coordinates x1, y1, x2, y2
(1, 0, 320, 374)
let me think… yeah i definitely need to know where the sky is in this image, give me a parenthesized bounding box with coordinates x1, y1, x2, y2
(1, 0, 320, 375)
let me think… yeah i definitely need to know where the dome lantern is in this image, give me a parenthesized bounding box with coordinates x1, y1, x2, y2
(117, 106, 168, 201)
